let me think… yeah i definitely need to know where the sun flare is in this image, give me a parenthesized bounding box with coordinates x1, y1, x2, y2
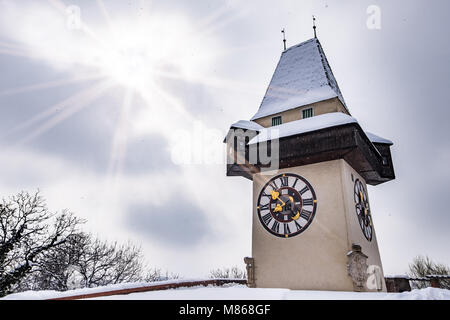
(0, 0, 241, 181)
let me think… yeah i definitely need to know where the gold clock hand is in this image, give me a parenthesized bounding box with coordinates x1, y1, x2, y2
(270, 190, 279, 200)
(270, 190, 285, 205)
(359, 191, 364, 203)
(274, 204, 283, 213)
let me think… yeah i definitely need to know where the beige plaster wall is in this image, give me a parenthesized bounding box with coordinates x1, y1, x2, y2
(253, 97, 349, 128)
(339, 160, 387, 292)
(251, 159, 385, 291)
(252, 160, 354, 291)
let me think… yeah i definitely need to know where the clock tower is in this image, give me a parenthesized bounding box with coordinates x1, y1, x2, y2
(225, 37, 395, 292)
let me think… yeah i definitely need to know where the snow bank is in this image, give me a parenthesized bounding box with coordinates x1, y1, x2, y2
(0, 278, 214, 300)
(2, 281, 449, 300)
(87, 286, 450, 301)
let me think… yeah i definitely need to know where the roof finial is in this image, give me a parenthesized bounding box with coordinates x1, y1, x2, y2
(312, 15, 317, 38)
(281, 28, 287, 51)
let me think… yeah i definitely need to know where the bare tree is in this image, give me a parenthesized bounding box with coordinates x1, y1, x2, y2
(144, 268, 180, 282)
(209, 266, 246, 279)
(21, 234, 174, 291)
(18, 233, 88, 291)
(408, 255, 450, 289)
(75, 236, 145, 288)
(0, 191, 84, 296)
(1, 191, 181, 295)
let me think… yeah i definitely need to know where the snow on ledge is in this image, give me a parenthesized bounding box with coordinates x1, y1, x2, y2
(248, 112, 357, 145)
(385, 275, 410, 279)
(365, 131, 393, 145)
(230, 120, 264, 131)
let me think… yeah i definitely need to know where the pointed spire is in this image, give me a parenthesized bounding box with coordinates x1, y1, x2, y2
(281, 29, 287, 51)
(251, 38, 348, 121)
(312, 15, 317, 38)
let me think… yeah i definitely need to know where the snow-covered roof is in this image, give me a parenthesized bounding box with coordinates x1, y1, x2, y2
(251, 38, 347, 120)
(248, 112, 357, 145)
(230, 120, 264, 131)
(365, 132, 393, 145)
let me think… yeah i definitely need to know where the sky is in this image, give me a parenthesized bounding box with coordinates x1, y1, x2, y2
(0, 0, 449, 278)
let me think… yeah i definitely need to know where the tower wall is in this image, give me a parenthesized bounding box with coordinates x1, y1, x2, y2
(340, 160, 387, 291)
(251, 159, 385, 291)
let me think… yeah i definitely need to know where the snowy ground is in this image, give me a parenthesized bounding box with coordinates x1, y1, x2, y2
(2, 280, 450, 300)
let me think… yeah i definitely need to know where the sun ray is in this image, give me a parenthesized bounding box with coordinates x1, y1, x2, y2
(152, 69, 260, 95)
(145, 83, 195, 123)
(0, 41, 29, 51)
(0, 73, 106, 97)
(176, 4, 249, 52)
(96, 0, 115, 35)
(155, 6, 249, 75)
(107, 88, 134, 185)
(0, 48, 38, 59)
(16, 80, 115, 145)
(191, 3, 234, 31)
(200, 9, 248, 38)
(1, 82, 109, 140)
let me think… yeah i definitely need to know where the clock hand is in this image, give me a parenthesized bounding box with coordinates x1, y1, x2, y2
(359, 191, 370, 216)
(270, 190, 285, 204)
(273, 196, 289, 213)
(273, 204, 283, 213)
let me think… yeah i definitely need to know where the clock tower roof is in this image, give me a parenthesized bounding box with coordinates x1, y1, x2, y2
(251, 38, 348, 121)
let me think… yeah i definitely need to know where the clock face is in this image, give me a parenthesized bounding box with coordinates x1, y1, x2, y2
(354, 179, 373, 241)
(256, 173, 317, 238)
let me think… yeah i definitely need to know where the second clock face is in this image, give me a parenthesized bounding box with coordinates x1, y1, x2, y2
(256, 173, 317, 238)
(354, 179, 373, 241)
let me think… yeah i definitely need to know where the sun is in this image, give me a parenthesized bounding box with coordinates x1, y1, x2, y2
(73, 13, 217, 97)
(0, 0, 243, 181)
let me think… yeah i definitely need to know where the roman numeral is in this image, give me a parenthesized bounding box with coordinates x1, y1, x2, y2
(271, 221, 280, 233)
(269, 180, 278, 190)
(299, 186, 309, 195)
(294, 220, 302, 231)
(292, 179, 298, 189)
(259, 203, 269, 211)
(280, 176, 288, 187)
(302, 198, 314, 206)
(262, 213, 273, 225)
(283, 223, 291, 235)
(300, 209, 312, 221)
(261, 192, 271, 198)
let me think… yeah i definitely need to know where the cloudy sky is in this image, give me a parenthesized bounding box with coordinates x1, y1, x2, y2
(0, 0, 449, 278)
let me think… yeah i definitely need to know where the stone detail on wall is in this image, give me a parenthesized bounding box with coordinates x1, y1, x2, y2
(347, 244, 369, 291)
(244, 257, 256, 288)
